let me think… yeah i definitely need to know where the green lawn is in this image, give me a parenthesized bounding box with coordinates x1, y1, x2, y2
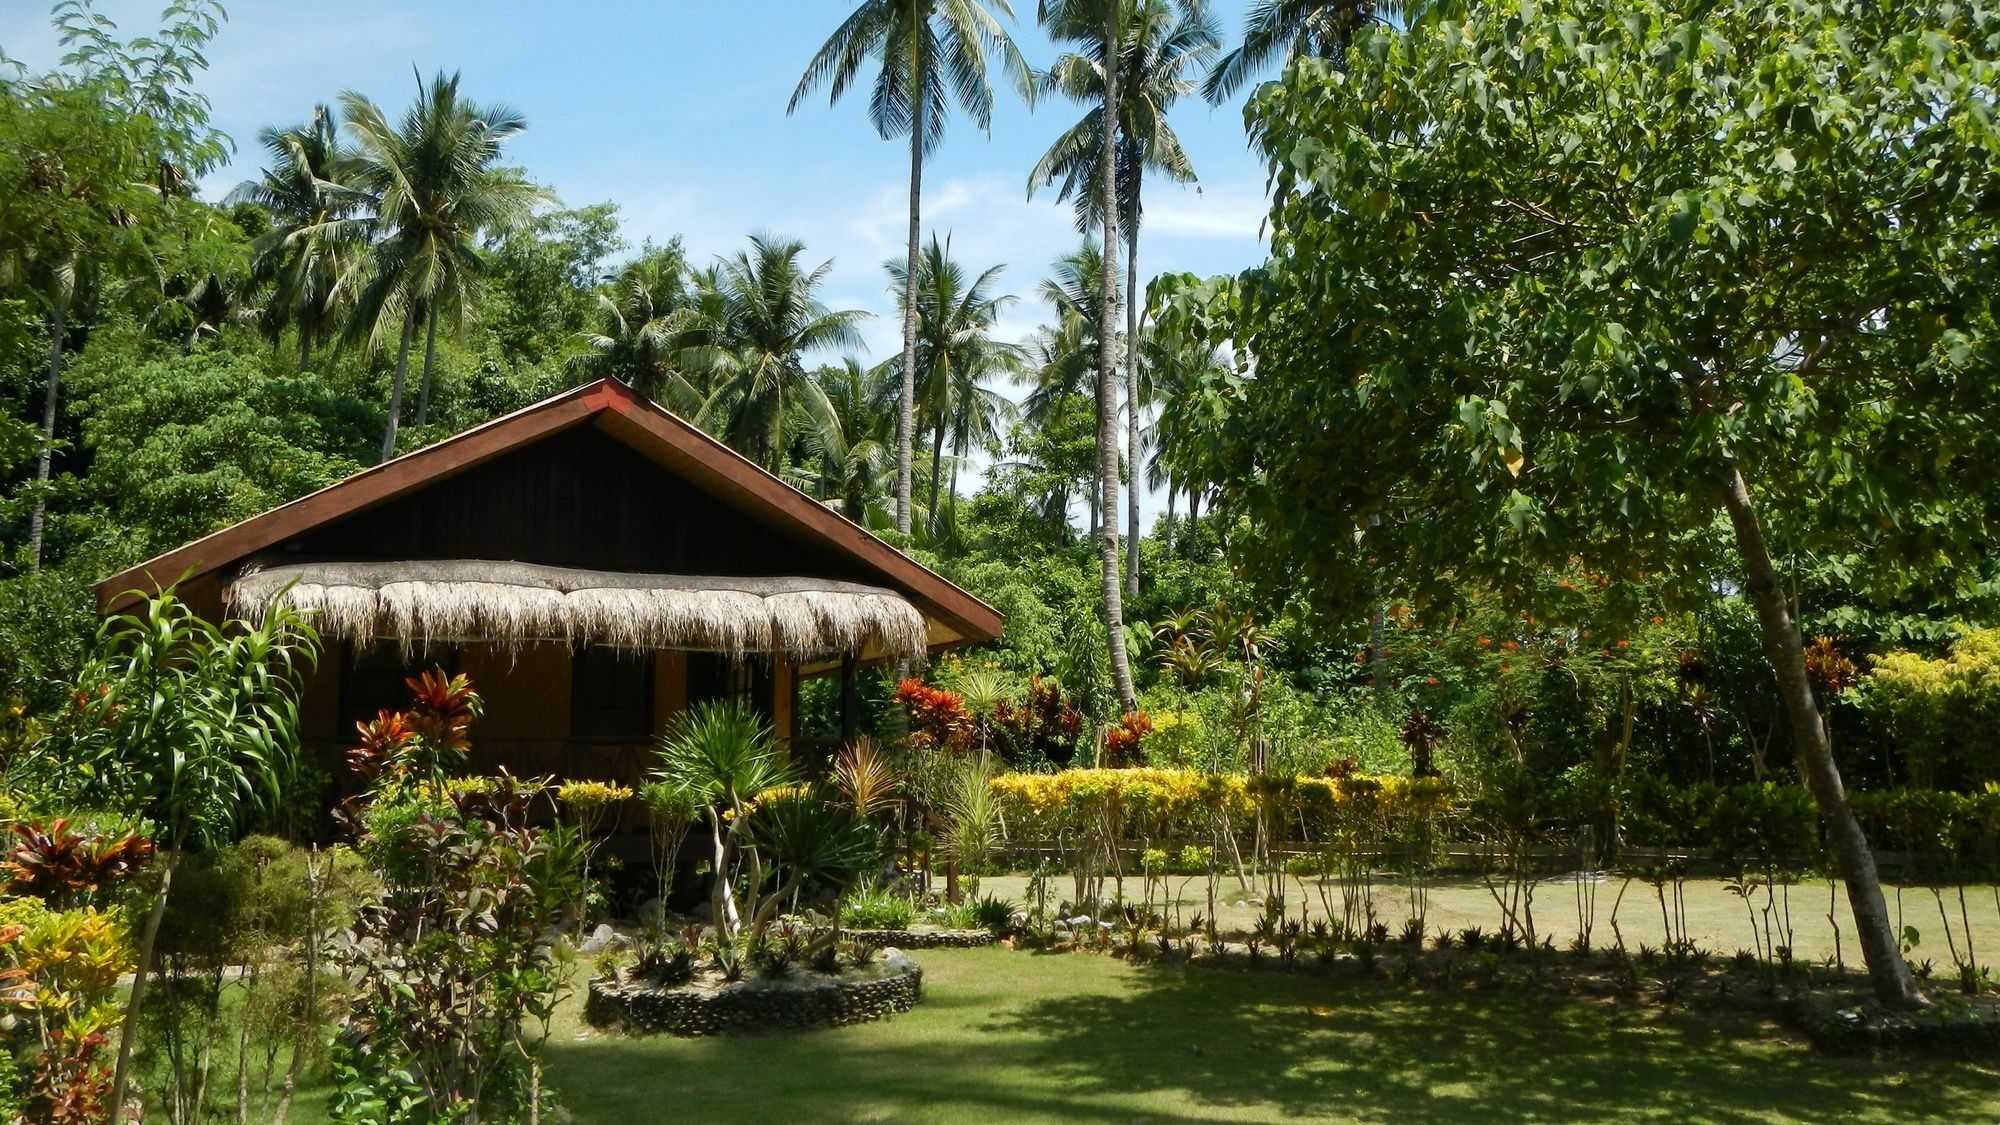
(529, 947, 2000, 1124)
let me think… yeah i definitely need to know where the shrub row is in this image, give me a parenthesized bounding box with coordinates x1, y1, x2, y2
(987, 769, 2000, 875)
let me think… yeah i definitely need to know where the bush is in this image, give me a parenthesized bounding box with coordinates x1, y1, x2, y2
(1857, 630, 2000, 790)
(839, 882, 916, 929)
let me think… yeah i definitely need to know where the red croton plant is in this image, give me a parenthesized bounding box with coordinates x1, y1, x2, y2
(347, 668, 481, 783)
(4, 819, 155, 908)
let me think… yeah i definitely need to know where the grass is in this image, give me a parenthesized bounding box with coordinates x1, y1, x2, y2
(528, 946, 2000, 1124)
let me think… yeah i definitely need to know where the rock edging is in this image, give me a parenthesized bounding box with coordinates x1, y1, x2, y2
(847, 927, 999, 949)
(585, 950, 923, 1036)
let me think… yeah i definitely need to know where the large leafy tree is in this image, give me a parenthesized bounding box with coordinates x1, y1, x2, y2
(1031, 0, 1216, 597)
(886, 236, 1020, 537)
(340, 72, 549, 461)
(0, 0, 233, 570)
(791, 0, 1029, 538)
(1154, 0, 2000, 1007)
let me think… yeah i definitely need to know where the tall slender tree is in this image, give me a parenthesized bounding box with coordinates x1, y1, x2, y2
(1032, 0, 1216, 595)
(1037, 0, 1140, 712)
(887, 236, 1021, 536)
(341, 72, 548, 462)
(791, 0, 1028, 538)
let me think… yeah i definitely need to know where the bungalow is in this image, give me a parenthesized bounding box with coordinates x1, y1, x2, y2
(92, 378, 1003, 788)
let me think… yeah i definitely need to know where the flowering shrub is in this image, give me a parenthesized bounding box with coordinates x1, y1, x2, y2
(989, 677, 1083, 769)
(1101, 712, 1153, 769)
(895, 679, 976, 756)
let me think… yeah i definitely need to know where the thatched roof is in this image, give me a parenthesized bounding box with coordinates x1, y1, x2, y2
(226, 560, 929, 660)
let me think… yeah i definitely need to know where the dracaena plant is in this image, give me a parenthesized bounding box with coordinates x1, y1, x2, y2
(30, 588, 318, 1122)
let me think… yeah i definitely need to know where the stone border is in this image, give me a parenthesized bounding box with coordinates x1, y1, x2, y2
(585, 951, 923, 1036)
(1784, 993, 2000, 1056)
(847, 927, 999, 949)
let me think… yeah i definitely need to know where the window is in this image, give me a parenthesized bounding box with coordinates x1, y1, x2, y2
(571, 646, 655, 739)
(687, 652, 773, 719)
(340, 640, 457, 732)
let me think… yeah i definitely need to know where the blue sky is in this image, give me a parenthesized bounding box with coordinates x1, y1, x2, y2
(4, 1, 1276, 362)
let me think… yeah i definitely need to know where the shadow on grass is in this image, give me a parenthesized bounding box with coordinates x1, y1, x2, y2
(542, 949, 2000, 1124)
(982, 961, 2000, 1123)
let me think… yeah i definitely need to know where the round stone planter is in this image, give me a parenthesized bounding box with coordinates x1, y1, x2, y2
(846, 927, 1000, 949)
(585, 949, 923, 1036)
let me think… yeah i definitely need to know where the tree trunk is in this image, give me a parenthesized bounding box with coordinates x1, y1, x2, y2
(379, 305, 416, 463)
(27, 289, 65, 572)
(415, 302, 439, 428)
(110, 851, 177, 1124)
(929, 421, 948, 540)
(895, 54, 924, 540)
(1716, 458, 1923, 1009)
(1186, 489, 1201, 558)
(1097, 2, 1137, 714)
(296, 326, 313, 374)
(1163, 481, 1176, 543)
(1126, 221, 1143, 599)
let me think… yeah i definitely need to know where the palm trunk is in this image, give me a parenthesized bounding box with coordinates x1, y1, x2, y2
(1716, 457, 1922, 1008)
(1097, 2, 1137, 715)
(895, 59, 924, 539)
(415, 302, 439, 428)
(296, 327, 313, 374)
(110, 851, 178, 1124)
(27, 288, 65, 572)
(1186, 488, 1201, 558)
(948, 455, 961, 534)
(929, 422, 947, 539)
(1125, 221, 1142, 599)
(379, 305, 416, 463)
(1164, 481, 1176, 541)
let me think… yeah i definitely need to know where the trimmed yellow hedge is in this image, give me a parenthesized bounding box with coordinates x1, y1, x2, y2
(989, 768, 1455, 842)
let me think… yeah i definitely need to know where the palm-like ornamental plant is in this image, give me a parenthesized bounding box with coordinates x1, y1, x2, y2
(341, 72, 550, 461)
(885, 236, 1021, 536)
(653, 701, 873, 949)
(570, 243, 712, 414)
(791, 0, 1030, 537)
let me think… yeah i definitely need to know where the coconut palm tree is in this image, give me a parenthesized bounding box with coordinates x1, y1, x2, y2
(697, 234, 868, 471)
(798, 357, 897, 521)
(1036, 0, 1142, 713)
(1201, 1, 1461, 104)
(791, 0, 1029, 538)
(341, 72, 549, 462)
(1031, 0, 1215, 596)
(886, 236, 1022, 536)
(571, 242, 712, 415)
(229, 106, 368, 371)
(1141, 323, 1228, 555)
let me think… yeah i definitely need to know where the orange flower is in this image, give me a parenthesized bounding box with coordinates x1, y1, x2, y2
(1501, 640, 1519, 652)
(1476, 636, 1492, 647)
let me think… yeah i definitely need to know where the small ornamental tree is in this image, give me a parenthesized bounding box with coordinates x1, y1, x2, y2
(1153, 0, 2000, 1006)
(38, 590, 317, 1119)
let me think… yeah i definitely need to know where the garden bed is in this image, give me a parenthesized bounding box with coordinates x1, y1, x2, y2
(1783, 991, 2000, 1055)
(585, 949, 924, 1036)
